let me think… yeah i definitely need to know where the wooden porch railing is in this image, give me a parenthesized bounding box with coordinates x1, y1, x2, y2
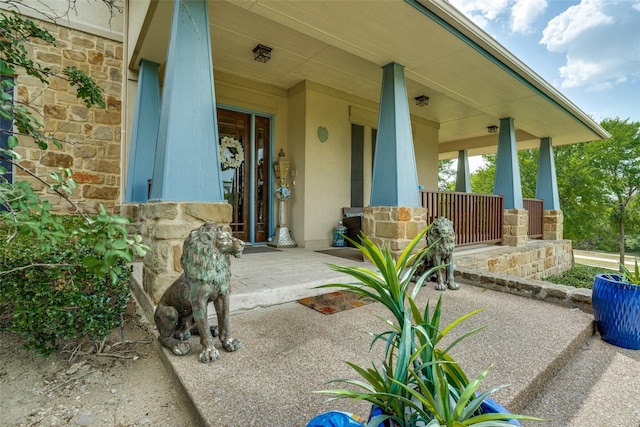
(420, 191, 504, 247)
(523, 198, 544, 239)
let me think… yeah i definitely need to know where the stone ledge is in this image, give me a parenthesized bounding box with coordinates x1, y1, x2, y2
(455, 266, 593, 313)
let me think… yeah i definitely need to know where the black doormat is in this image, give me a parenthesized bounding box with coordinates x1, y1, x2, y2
(315, 248, 364, 262)
(243, 245, 281, 255)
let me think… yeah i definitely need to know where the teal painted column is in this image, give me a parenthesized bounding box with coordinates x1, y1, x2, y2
(150, 0, 224, 201)
(493, 117, 523, 209)
(125, 60, 160, 202)
(455, 149, 471, 192)
(535, 137, 560, 210)
(370, 62, 420, 207)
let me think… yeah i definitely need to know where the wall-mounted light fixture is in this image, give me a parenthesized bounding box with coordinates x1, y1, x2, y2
(487, 125, 498, 133)
(414, 95, 430, 106)
(252, 44, 272, 63)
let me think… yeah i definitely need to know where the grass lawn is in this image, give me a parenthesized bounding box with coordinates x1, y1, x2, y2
(543, 263, 614, 289)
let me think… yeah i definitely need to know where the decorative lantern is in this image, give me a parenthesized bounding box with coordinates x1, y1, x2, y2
(269, 149, 296, 248)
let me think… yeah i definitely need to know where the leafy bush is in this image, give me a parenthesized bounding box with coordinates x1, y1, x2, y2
(543, 264, 612, 289)
(0, 217, 131, 356)
(0, 8, 145, 357)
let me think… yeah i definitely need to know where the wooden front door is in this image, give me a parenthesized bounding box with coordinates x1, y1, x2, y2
(217, 109, 270, 243)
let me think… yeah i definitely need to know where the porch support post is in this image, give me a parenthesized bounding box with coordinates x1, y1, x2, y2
(137, 0, 231, 306)
(366, 62, 425, 258)
(536, 137, 564, 240)
(535, 137, 560, 210)
(125, 59, 160, 203)
(455, 149, 471, 193)
(370, 62, 420, 207)
(493, 117, 523, 209)
(149, 0, 224, 202)
(494, 117, 527, 246)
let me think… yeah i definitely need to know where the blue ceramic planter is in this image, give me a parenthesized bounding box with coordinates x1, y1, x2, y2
(368, 398, 520, 426)
(592, 274, 640, 350)
(481, 397, 521, 426)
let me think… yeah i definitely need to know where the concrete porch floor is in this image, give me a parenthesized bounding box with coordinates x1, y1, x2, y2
(131, 246, 640, 427)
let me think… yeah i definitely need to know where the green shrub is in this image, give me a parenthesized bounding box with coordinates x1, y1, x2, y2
(0, 217, 131, 356)
(543, 264, 612, 289)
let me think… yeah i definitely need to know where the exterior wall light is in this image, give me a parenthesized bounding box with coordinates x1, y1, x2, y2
(487, 125, 498, 133)
(252, 44, 272, 63)
(414, 95, 429, 106)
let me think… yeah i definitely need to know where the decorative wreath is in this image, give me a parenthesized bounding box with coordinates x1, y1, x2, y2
(219, 136, 244, 170)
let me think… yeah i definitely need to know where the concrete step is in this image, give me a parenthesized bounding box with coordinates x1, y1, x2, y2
(521, 334, 640, 427)
(132, 273, 595, 427)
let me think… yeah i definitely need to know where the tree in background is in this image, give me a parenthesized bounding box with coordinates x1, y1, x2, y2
(469, 154, 495, 195)
(572, 118, 639, 265)
(437, 159, 456, 191)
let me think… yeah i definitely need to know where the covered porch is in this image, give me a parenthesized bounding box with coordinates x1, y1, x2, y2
(121, 0, 608, 301)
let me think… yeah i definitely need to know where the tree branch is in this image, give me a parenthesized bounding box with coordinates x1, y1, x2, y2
(0, 262, 74, 275)
(6, 157, 90, 223)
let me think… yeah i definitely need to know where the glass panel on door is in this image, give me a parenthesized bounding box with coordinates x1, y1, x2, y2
(217, 109, 270, 243)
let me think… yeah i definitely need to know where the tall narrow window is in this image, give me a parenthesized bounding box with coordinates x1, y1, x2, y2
(0, 75, 14, 185)
(350, 124, 364, 207)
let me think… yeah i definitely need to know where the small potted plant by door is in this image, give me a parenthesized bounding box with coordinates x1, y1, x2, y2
(592, 258, 640, 350)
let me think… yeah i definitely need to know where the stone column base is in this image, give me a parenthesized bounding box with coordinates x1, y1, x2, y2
(121, 202, 231, 304)
(543, 210, 564, 240)
(363, 206, 427, 259)
(503, 209, 528, 247)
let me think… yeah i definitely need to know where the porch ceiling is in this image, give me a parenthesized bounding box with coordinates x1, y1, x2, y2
(132, 0, 608, 159)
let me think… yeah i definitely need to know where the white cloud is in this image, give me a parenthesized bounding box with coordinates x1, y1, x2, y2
(449, 0, 548, 34)
(540, 0, 613, 52)
(447, 0, 511, 29)
(540, 0, 640, 90)
(511, 0, 548, 34)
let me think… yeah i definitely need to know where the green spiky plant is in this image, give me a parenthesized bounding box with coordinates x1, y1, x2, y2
(316, 227, 543, 426)
(620, 258, 639, 285)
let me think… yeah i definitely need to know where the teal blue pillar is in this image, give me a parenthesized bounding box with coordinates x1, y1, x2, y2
(455, 149, 471, 193)
(370, 62, 420, 207)
(535, 137, 560, 210)
(125, 60, 160, 202)
(150, 0, 224, 201)
(493, 117, 523, 209)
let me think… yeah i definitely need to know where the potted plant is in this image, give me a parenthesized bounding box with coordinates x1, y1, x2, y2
(314, 227, 542, 426)
(592, 257, 640, 350)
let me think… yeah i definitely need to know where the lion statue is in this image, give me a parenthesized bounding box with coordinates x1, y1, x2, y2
(154, 222, 245, 363)
(414, 217, 459, 291)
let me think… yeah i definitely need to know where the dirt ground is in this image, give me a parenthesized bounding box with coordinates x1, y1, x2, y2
(0, 300, 196, 427)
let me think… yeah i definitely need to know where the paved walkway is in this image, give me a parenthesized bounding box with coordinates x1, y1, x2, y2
(228, 246, 367, 312)
(131, 245, 640, 427)
(573, 249, 637, 271)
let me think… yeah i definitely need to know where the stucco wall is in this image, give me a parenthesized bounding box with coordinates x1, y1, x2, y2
(303, 86, 353, 247)
(287, 83, 307, 247)
(2, 1, 123, 42)
(413, 118, 440, 191)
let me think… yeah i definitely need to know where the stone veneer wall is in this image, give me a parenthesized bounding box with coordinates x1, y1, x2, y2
(544, 210, 563, 240)
(455, 266, 592, 313)
(121, 202, 232, 304)
(363, 206, 427, 258)
(503, 209, 528, 247)
(14, 19, 123, 214)
(455, 239, 574, 280)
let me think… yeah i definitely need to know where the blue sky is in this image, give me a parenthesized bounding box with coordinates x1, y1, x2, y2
(447, 0, 640, 123)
